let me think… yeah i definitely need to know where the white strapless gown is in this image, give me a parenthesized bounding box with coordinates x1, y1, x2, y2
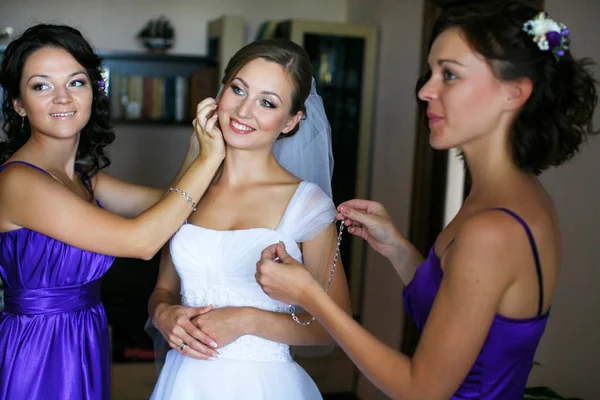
(150, 181, 336, 400)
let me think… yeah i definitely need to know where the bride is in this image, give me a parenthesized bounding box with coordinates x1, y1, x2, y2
(148, 38, 351, 399)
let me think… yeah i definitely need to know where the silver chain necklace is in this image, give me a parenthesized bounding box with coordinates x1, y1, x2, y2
(290, 220, 344, 326)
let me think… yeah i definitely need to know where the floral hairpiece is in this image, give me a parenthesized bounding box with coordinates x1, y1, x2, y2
(97, 69, 109, 94)
(522, 12, 570, 61)
(97, 79, 107, 93)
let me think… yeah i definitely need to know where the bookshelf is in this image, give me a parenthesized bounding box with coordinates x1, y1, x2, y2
(101, 51, 219, 124)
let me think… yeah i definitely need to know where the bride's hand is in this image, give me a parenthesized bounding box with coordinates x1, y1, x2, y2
(193, 97, 225, 163)
(191, 307, 250, 349)
(152, 303, 220, 360)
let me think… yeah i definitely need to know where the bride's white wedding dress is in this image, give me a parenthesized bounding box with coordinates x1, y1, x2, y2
(150, 181, 335, 399)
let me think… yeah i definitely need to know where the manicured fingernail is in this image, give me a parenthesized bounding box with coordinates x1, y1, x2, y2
(208, 357, 217, 361)
(210, 341, 218, 348)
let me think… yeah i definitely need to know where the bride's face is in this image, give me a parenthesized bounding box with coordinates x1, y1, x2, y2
(217, 57, 302, 151)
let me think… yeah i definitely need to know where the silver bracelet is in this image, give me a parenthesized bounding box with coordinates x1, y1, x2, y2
(289, 305, 316, 326)
(165, 187, 197, 211)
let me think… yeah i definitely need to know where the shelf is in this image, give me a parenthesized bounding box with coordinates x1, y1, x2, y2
(102, 52, 217, 79)
(1, 49, 218, 73)
(112, 119, 193, 127)
(99, 50, 216, 64)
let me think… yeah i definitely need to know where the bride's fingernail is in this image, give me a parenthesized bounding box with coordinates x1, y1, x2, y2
(208, 356, 217, 361)
(210, 341, 218, 348)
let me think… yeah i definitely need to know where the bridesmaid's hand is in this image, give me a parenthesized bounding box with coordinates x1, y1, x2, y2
(337, 199, 406, 265)
(192, 97, 225, 163)
(191, 307, 250, 349)
(256, 241, 320, 307)
(152, 303, 220, 360)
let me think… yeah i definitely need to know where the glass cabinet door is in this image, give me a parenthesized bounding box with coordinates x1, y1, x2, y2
(302, 33, 365, 293)
(266, 20, 378, 395)
(273, 20, 378, 318)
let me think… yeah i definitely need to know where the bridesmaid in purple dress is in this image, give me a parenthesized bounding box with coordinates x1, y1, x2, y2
(0, 24, 224, 400)
(256, 1, 598, 399)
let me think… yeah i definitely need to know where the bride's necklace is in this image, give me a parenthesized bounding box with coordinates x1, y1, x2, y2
(290, 219, 344, 326)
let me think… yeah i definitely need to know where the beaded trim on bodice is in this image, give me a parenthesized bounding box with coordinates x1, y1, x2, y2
(182, 285, 292, 362)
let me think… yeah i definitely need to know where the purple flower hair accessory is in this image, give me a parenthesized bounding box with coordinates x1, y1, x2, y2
(97, 79, 106, 93)
(97, 68, 109, 94)
(522, 12, 570, 61)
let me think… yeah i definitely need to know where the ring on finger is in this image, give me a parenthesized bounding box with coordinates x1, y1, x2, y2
(178, 341, 188, 352)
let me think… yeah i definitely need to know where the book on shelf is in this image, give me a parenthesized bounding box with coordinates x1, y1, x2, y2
(188, 67, 219, 119)
(0, 85, 4, 121)
(107, 66, 217, 123)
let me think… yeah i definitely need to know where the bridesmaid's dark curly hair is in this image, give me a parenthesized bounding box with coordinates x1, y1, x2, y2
(417, 0, 598, 174)
(0, 24, 114, 178)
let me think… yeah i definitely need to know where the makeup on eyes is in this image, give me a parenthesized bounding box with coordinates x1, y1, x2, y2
(231, 78, 282, 107)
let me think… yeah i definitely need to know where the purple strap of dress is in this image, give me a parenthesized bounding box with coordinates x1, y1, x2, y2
(440, 208, 545, 317)
(494, 207, 544, 316)
(3, 280, 102, 315)
(0, 160, 103, 207)
(0, 160, 52, 176)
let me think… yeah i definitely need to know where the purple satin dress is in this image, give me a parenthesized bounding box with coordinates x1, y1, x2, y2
(0, 161, 115, 400)
(403, 208, 549, 399)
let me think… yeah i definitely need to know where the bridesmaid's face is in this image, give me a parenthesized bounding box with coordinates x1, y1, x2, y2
(217, 57, 302, 151)
(417, 27, 511, 151)
(13, 47, 93, 140)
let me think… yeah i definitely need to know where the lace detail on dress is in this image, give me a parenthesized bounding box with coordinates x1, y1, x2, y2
(182, 286, 293, 363)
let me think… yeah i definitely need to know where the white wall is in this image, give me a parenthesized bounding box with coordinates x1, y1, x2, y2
(0, 0, 347, 185)
(0, 0, 347, 54)
(528, 2, 600, 399)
